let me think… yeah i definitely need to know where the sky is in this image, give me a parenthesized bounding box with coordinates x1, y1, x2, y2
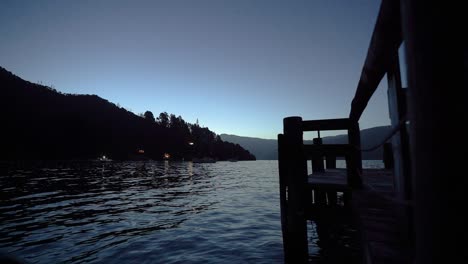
(0, 0, 393, 139)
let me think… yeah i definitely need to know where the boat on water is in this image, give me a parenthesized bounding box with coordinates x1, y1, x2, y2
(228, 158, 238, 162)
(192, 157, 216, 163)
(98, 155, 112, 162)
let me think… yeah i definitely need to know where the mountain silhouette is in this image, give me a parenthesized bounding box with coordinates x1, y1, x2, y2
(221, 126, 392, 160)
(0, 66, 255, 161)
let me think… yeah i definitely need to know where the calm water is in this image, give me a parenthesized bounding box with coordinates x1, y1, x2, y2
(0, 160, 383, 263)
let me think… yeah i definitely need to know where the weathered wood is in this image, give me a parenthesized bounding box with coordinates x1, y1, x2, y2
(301, 118, 351, 131)
(325, 155, 337, 169)
(327, 191, 338, 206)
(308, 169, 348, 185)
(401, 1, 466, 262)
(307, 170, 352, 209)
(348, 121, 363, 173)
(311, 158, 324, 174)
(308, 169, 412, 262)
(311, 138, 325, 173)
(387, 51, 411, 201)
(343, 191, 352, 206)
(352, 181, 412, 263)
(383, 142, 394, 169)
(345, 153, 362, 188)
(348, 122, 363, 188)
(277, 134, 288, 255)
(282, 116, 309, 263)
(349, 0, 402, 122)
(276, 0, 468, 261)
(305, 141, 362, 188)
(304, 144, 355, 157)
(314, 189, 327, 206)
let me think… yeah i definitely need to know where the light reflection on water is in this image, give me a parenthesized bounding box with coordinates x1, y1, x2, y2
(0, 161, 283, 263)
(0, 160, 382, 263)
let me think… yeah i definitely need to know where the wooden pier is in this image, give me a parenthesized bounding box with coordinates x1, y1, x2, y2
(277, 0, 468, 262)
(278, 116, 413, 263)
(352, 170, 412, 263)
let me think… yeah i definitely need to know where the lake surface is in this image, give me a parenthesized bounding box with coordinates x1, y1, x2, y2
(0, 160, 383, 263)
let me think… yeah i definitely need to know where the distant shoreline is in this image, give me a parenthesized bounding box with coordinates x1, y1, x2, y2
(0, 159, 383, 164)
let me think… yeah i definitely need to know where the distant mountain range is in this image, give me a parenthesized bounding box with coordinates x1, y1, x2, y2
(221, 125, 392, 160)
(0, 66, 255, 161)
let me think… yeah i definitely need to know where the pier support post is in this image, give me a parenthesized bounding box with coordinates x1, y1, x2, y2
(282, 116, 309, 263)
(325, 155, 337, 169)
(383, 142, 394, 169)
(348, 121, 363, 188)
(277, 134, 288, 255)
(387, 51, 412, 201)
(401, 1, 466, 262)
(311, 138, 325, 173)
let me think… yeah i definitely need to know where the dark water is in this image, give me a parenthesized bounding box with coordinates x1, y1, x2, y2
(0, 160, 383, 263)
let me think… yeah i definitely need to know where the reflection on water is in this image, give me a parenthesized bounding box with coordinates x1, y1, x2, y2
(0, 161, 283, 263)
(1, 160, 382, 263)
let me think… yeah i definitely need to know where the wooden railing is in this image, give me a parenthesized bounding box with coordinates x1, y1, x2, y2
(277, 1, 412, 262)
(278, 0, 467, 262)
(278, 116, 364, 263)
(349, 0, 402, 122)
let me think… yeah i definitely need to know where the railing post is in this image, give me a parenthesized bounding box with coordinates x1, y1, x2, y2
(383, 142, 394, 169)
(282, 116, 309, 263)
(325, 155, 337, 169)
(401, 1, 466, 262)
(311, 137, 325, 173)
(387, 50, 411, 201)
(277, 134, 288, 256)
(348, 121, 363, 188)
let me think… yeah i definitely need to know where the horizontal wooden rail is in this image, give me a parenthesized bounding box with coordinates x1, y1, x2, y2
(349, 0, 402, 122)
(301, 118, 352, 131)
(304, 144, 355, 158)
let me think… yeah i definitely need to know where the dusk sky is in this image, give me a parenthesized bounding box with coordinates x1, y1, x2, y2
(1, 0, 393, 139)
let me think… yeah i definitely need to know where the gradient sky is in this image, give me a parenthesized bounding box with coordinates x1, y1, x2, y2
(0, 0, 392, 139)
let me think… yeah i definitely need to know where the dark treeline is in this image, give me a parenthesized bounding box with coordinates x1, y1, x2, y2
(0, 67, 255, 161)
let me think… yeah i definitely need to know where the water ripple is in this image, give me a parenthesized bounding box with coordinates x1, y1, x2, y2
(1, 161, 284, 263)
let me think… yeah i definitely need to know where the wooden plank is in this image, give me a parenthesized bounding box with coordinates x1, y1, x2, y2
(306, 166, 412, 264)
(305, 143, 361, 190)
(301, 118, 351, 131)
(309, 182, 350, 191)
(358, 169, 412, 263)
(308, 169, 350, 191)
(352, 187, 412, 264)
(308, 168, 347, 179)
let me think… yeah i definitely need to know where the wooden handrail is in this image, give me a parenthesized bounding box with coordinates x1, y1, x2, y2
(349, 0, 402, 122)
(304, 144, 355, 158)
(301, 118, 351, 131)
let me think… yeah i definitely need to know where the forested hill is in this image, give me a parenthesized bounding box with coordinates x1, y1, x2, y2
(0, 67, 255, 161)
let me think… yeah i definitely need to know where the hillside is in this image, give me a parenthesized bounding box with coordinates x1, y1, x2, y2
(219, 135, 278, 160)
(0, 66, 255, 161)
